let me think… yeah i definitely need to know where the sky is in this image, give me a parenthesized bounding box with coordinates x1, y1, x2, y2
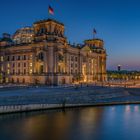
(0, 0, 140, 70)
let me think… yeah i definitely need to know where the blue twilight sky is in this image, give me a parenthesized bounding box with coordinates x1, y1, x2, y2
(0, 0, 140, 70)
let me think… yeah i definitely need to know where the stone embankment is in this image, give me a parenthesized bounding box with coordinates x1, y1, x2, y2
(0, 86, 140, 114)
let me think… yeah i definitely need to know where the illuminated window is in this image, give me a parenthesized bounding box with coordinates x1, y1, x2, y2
(30, 69, 32, 74)
(0, 56, 4, 62)
(7, 69, 10, 74)
(30, 55, 32, 60)
(40, 65, 44, 74)
(30, 63, 32, 67)
(6, 78, 9, 83)
(7, 63, 10, 68)
(1, 66, 3, 71)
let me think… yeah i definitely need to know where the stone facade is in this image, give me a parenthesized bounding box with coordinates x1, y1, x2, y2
(0, 19, 107, 85)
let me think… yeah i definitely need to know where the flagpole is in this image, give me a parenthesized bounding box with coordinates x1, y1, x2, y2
(93, 32, 96, 39)
(93, 33, 95, 39)
(93, 29, 97, 39)
(48, 6, 50, 18)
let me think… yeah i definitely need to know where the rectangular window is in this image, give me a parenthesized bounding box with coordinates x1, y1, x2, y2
(7, 56, 10, 61)
(18, 56, 20, 60)
(71, 69, 73, 74)
(13, 63, 15, 68)
(18, 69, 20, 74)
(24, 69, 26, 74)
(18, 63, 20, 67)
(24, 63, 26, 67)
(12, 56, 15, 61)
(23, 55, 26, 60)
(71, 56, 74, 61)
(13, 69, 15, 74)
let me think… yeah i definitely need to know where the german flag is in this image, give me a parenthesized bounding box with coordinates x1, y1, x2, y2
(93, 28, 97, 34)
(48, 5, 54, 15)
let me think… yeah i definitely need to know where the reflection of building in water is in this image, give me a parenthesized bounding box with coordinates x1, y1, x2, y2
(21, 108, 105, 140)
(125, 105, 139, 113)
(0, 18, 107, 85)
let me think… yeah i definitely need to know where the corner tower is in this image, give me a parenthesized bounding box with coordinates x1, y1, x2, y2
(33, 19, 67, 44)
(85, 39, 104, 48)
(84, 38, 107, 81)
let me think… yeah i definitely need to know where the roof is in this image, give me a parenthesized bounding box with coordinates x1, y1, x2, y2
(34, 18, 64, 26)
(85, 38, 104, 42)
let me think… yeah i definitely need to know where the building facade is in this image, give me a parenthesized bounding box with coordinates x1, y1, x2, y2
(0, 19, 107, 85)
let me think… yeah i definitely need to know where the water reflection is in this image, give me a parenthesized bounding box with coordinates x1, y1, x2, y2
(125, 105, 131, 112)
(134, 106, 139, 112)
(0, 105, 140, 140)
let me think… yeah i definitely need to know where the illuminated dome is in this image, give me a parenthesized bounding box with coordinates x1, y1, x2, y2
(13, 27, 34, 44)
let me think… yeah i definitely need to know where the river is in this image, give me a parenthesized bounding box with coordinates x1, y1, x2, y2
(0, 105, 140, 140)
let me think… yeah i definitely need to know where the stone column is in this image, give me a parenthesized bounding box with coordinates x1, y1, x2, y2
(32, 52, 36, 73)
(48, 46, 54, 73)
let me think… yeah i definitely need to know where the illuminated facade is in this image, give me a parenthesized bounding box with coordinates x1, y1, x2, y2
(0, 19, 107, 85)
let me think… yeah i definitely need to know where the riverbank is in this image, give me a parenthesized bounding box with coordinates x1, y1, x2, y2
(0, 86, 140, 114)
(1, 101, 140, 114)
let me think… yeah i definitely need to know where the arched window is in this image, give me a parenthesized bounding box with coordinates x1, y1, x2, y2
(38, 52, 44, 61)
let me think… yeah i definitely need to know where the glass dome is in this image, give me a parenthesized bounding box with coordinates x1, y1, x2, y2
(13, 27, 34, 44)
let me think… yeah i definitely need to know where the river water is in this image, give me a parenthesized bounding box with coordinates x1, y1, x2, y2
(0, 105, 140, 140)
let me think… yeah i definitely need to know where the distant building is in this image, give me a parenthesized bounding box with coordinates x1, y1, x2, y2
(0, 18, 107, 85)
(118, 65, 121, 71)
(107, 70, 140, 81)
